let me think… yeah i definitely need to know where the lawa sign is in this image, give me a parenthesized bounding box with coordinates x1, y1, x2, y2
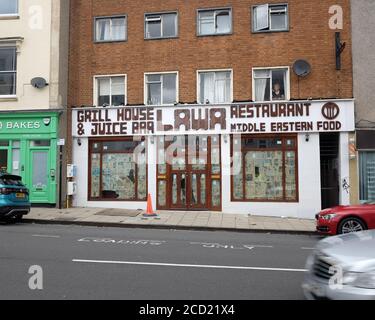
(72, 100, 355, 137)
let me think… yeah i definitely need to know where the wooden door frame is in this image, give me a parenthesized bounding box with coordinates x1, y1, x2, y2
(157, 135, 222, 211)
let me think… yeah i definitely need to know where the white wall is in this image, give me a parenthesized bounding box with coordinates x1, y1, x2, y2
(72, 137, 149, 210)
(339, 132, 350, 205)
(0, 0, 52, 111)
(73, 134, 324, 219)
(222, 133, 322, 219)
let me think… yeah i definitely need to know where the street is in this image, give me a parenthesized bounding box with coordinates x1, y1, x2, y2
(0, 223, 322, 300)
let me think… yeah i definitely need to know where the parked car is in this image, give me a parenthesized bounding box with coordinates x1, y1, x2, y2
(0, 173, 30, 223)
(316, 202, 375, 235)
(302, 230, 375, 300)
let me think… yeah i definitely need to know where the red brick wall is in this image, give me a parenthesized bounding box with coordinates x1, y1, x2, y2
(68, 0, 352, 107)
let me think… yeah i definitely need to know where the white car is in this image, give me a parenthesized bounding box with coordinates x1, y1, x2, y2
(302, 230, 375, 300)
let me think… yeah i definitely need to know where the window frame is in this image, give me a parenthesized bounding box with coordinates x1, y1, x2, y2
(230, 134, 299, 203)
(88, 137, 148, 202)
(93, 74, 127, 107)
(0, 0, 19, 18)
(197, 7, 233, 37)
(144, 71, 179, 106)
(197, 68, 233, 104)
(94, 15, 128, 43)
(0, 46, 17, 98)
(144, 11, 178, 40)
(252, 66, 290, 102)
(251, 3, 289, 33)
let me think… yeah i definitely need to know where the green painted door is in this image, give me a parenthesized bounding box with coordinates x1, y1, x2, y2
(27, 147, 56, 204)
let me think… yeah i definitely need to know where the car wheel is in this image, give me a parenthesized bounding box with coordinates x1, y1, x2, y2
(338, 217, 367, 234)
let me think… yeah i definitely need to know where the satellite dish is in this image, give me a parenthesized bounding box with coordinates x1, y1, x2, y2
(31, 77, 48, 89)
(293, 60, 311, 77)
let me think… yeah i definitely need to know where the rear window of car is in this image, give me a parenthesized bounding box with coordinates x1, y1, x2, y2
(0, 178, 24, 186)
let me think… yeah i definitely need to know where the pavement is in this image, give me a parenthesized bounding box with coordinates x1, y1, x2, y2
(0, 223, 321, 299)
(23, 207, 317, 234)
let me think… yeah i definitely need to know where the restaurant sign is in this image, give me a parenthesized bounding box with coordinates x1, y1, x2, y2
(72, 100, 355, 137)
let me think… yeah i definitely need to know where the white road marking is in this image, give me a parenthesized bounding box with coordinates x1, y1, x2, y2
(301, 247, 315, 250)
(32, 234, 61, 238)
(72, 259, 307, 272)
(77, 238, 165, 246)
(190, 242, 274, 250)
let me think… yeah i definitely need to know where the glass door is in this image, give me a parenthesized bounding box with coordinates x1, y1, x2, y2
(158, 135, 221, 211)
(188, 136, 208, 210)
(169, 136, 188, 209)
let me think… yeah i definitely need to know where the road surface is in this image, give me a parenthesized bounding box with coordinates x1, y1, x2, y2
(0, 222, 322, 300)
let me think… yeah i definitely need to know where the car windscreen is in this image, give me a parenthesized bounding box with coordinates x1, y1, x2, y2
(0, 177, 24, 186)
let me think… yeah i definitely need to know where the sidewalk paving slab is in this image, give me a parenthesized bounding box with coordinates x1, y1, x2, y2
(23, 207, 317, 234)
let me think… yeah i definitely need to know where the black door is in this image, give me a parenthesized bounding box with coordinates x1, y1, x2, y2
(320, 133, 340, 209)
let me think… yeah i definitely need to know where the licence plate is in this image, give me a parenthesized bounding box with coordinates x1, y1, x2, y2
(16, 193, 25, 198)
(310, 284, 325, 297)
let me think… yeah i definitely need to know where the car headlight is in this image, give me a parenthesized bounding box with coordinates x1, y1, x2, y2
(343, 271, 375, 289)
(321, 213, 337, 220)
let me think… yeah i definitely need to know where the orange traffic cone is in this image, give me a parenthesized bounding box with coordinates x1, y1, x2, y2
(143, 194, 158, 218)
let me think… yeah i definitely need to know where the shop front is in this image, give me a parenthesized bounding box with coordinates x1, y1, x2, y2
(0, 112, 59, 204)
(356, 130, 375, 203)
(71, 99, 355, 219)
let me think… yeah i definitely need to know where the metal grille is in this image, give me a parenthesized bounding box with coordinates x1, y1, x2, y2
(313, 256, 334, 280)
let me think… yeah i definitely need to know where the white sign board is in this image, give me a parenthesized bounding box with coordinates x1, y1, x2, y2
(72, 100, 355, 137)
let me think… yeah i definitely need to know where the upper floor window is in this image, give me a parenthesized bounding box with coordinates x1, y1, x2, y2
(95, 75, 126, 106)
(198, 70, 232, 104)
(145, 12, 178, 39)
(145, 73, 178, 105)
(95, 16, 127, 42)
(253, 67, 289, 102)
(0, 47, 17, 96)
(0, 0, 18, 16)
(198, 8, 232, 36)
(252, 4, 288, 32)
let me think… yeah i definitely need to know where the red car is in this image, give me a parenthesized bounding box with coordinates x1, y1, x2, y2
(316, 202, 375, 235)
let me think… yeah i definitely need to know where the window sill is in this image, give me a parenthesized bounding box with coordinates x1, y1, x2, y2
(0, 96, 18, 102)
(252, 29, 289, 34)
(0, 14, 19, 20)
(253, 99, 291, 103)
(145, 104, 176, 107)
(144, 36, 179, 41)
(197, 32, 233, 38)
(94, 39, 127, 44)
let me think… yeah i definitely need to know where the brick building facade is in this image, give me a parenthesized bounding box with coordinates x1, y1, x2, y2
(68, 0, 355, 218)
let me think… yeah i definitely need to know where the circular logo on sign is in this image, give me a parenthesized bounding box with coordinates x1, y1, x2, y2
(43, 118, 51, 126)
(322, 102, 340, 120)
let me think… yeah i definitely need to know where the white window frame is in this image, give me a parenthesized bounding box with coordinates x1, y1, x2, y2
(252, 66, 290, 102)
(94, 15, 127, 43)
(197, 8, 232, 36)
(0, 0, 19, 18)
(252, 3, 289, 32)
(93, 74, 127, 107)
(144, 71, 179, 106)
(197, 69, 233, 104)
(0, 45, 17, 98)
(144, 12, 178, 39)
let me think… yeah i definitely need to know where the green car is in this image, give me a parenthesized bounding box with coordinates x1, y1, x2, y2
(0, 173, 31, 223)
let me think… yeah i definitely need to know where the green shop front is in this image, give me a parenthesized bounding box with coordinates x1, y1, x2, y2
(0, 112, 59, 204)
